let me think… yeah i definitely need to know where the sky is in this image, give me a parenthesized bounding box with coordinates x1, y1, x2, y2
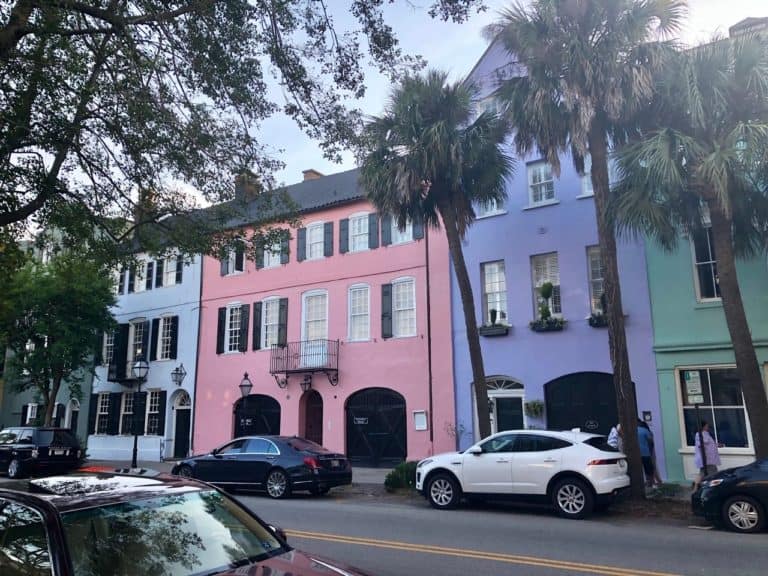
(260, 0, 768, 187)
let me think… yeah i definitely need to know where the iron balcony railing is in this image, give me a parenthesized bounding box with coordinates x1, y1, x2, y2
(269, 339, 339, 375)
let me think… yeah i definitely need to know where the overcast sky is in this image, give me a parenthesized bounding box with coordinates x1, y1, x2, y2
(261, 0, 768, 187)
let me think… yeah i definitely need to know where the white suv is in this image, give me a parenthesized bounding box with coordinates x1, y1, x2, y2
(415, 429, 629, 519)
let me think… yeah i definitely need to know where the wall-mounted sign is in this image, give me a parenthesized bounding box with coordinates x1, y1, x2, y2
(688, 394, 705, 405)
(584, 420, 599, 430)
(683, 371, 702, 396)
(353, 417, 368, 425)
(413, 410, 428, 431)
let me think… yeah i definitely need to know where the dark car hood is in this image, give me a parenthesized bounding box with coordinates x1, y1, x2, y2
(215, 549, 371, 575)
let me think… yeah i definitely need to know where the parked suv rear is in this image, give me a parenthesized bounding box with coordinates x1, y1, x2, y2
(0, 427, 83, 478)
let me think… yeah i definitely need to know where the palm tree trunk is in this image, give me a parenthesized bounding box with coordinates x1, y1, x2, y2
(709, 206, 768, 459)
(589, 126, 645, 499)
(441, 208, 491, 440)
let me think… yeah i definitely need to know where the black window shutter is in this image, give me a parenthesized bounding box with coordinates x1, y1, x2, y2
(280, 235, 289, 264)
(278, 298, 289, 346)
(235, 242, 245, 272)
(324, 222, 334, 257)
(20, 404, 28, 426)
(157, 391, 167, 436)
(88, 394, 98, 434)
(175, 257, 183, 284)
(216, 307, 226, 354)
(145, 261, 154, 290)
(169, 316, 179, 359)
(128, 267, 135, 292)
(117, 268, 125, 294)
(155, 259, 164, 287)
(112, 324, 130, 380)
(412, 216, 425, 240)
(133, 392, 147, 435)
(255, 245, 264, 270)
(252, 302, 262, 350)
(339, 218, 349, 253)
(94, 333, 103, 365)
(220, 256, 228, 276)
(369, 214, 380, 249)
(107, 393, 122, 435)
(55, 404, 66, 427)
(238, 304, 250, 352)
(150, 318, 160, 361)
(297, 228, 307, 261)
(140, 320, 150, 360)
(381, 215, 392, 246)
(381, 283, 393, 339)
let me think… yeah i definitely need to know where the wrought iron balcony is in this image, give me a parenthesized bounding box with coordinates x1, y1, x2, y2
(269, 339, 339, 385)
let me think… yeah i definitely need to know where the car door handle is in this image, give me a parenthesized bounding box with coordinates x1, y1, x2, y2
(543, 458, 557, 463)
(496, 459, 510, 463)
(266, 456, 276, 460)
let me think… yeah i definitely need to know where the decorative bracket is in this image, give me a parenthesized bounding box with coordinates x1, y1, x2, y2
(325, 371, 338, 386)
(273, 374, 288, 389)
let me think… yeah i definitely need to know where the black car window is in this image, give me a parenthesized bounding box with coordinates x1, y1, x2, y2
(0, 430, 19, 444)
(245, 439, 271, 454)
(16, 430, 34, 444)
(218, 440, 246, 455)
(481, 434, 517, 453)
(511, 434, 540, 452)
(37, 430, 78, 447)
(583, 436, 617, 452)
(0, 498, 52, 576)
(536, 436, 572, 451)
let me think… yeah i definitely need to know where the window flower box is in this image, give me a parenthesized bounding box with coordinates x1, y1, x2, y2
(479, 324, 509, 337)
(529, 317, 566, 332)
(588, 313, 608, 328)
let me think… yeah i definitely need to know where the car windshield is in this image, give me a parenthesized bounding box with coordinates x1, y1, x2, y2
(37, 430, 78, 446)
(61, 489, 286, 576)
(0, 430, 19, 444)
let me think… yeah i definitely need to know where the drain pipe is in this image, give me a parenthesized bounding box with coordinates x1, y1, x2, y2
(425, 226, 435, 451)
(189, 255, 204, 456)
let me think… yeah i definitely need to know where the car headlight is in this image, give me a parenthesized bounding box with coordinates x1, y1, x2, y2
(703, 478, 724, 488)
(417, 459, 433, 469)
(31, 449, 39, 459)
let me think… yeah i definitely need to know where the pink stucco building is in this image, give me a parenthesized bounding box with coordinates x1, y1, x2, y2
(193, 169, 455, 465)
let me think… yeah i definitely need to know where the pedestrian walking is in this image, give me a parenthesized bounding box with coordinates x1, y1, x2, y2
(636, 421, 657, 489)
(607, 423, 622, 452)
(638, 420, 663, 487)
(693, 420, 721, 491)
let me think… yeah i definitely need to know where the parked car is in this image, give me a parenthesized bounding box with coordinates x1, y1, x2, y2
(415, 429, 629, 519)
(172, 435, 352, 498)
(0, 470, 372, 575)
(0, 427, 83, 479)
(692, 458, 768, 533)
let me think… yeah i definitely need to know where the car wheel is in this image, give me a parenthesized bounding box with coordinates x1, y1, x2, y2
(552, 477, 594, 519)
(7, 459, 23, 479)
(176, 465, 193, 479)
(309, 486, 330, 496)
(427, 473, 461, 510)
(722, 495, 765, 533)
(266, 469, 291, 499)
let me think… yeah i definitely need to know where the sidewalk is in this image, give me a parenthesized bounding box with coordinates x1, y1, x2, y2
(84, 459, 391, 486)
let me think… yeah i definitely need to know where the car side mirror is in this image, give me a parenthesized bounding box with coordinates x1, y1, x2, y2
(269, 524, 287, 542)
(467, 446, 482, 455)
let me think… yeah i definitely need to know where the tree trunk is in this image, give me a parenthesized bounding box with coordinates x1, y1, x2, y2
(441, 208, 491, 440)
(709, 205, 768, 458)
(589, 126, 645, 499)
(0, 0, 34, 62)
(43, 374, 63, 427)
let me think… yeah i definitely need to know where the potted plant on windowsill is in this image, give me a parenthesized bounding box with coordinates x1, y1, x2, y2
(588, 294, 608, 327)
(529, 282, 566, 332)
(524, 399, 545, 419)
(479, 308, 510, 337)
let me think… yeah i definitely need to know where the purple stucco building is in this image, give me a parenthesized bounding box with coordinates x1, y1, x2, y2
(451, 41, 665, 476)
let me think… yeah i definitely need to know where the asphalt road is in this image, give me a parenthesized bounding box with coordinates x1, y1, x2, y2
(237, 492, 768, 576)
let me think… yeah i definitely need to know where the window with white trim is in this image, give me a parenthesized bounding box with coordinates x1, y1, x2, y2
(692, 227, 720, 300)
(133, 262, 146, 293)
(348, 285, 370, 341)
(158, 316, 173, 360)
(224, 247, 244, 275)
(587, 246, 604, 314)
(303, 292, 328, 341)
(96, 393, 110, 434)
(476, 198, 505, 218)
(128, 320, 146, 362)
(263, 243, 282, 268)
(391, 219, 412, 245)
(226, 306, 242, 353)
(103, 331, 114, 366)
(481, 261, 507, 325)
(349, 213, 369, 252)
(392, 278, 416, 337)
(262, 298, 280, 348)
(527, 161, 555, 206)
(163, 256, 179, 286)
(26, 403, 38, 425)
(679, 368, 750, 448)
(308, 223, 325, 260)
(531, 252, 561, 316)
(120, 393, 133, 435)
(145, 390, 161, 435)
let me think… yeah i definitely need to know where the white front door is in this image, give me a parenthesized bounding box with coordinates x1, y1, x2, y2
(302, 291, 328, 367)
(510, 433, 567, 495)
(461, 434, 516, 494)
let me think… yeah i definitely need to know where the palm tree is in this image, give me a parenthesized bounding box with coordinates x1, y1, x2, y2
(488, 0, 687, 497)
(359, 70, 515, 441)
(612, 34, 768, 458)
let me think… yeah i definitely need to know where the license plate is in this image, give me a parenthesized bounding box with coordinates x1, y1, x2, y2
(52, 449, 67, 456)
(331, 460, 340, 468)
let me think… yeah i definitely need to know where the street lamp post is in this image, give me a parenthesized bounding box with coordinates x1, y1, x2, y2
(130, 358, 149, 469)
(171, 364, 187, 386)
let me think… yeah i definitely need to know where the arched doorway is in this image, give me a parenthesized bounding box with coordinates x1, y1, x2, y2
(172, 390, 192, 459)
(486, 376, 525, 434)
(346, 388, 406, 467)
(544, 372, 635, 435)
(300, 390, 323, 445)
(233, 394, 281, 438)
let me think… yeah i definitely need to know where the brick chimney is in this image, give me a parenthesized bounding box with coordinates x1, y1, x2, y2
(302, 168, 324, 181)
(235, 170, 262, 202)
(729, 17, 768, 38)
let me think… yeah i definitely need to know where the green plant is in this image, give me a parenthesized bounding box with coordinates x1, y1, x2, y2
(537, 282, 553, 320)
(524, 400, 545, 419)
(588, 313, 608, 328)
(384, 461, 418, 493)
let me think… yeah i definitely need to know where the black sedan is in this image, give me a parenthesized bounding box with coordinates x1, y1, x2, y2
(171, 435, 352, 498)
(0, 470, 372, 575)
(692, 458, 768, 533)
(0, 427, 83, 478)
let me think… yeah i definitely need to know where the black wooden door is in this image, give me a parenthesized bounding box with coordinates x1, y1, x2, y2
(69, 410, 79, 433)
(346, 388, 406, 467)
(302, 390, 323, 445)
(234, 395, 281, 438)
(174, 409, 191, 458)
(545, 372, 634, 435)
(495, 397, 524, 432)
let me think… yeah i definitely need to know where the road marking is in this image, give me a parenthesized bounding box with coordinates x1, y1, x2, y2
(286, 529, 681, 576)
